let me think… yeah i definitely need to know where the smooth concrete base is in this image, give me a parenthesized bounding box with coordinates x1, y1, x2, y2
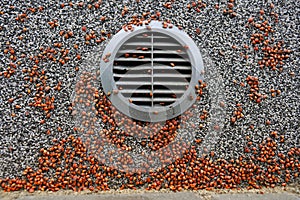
(1, 191, 298, 200)
(17, 192, 201, 200)
(211, 193, 300, 200)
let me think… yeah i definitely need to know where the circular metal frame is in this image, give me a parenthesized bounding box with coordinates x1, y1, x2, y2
(100, 21, 204, 122)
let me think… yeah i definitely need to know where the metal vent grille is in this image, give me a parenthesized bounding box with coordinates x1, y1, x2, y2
(100, 21, 204, 122)
(113, 32, 192, 108)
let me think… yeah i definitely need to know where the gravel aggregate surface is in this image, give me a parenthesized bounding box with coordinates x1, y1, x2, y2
(0, 0, 299, 194)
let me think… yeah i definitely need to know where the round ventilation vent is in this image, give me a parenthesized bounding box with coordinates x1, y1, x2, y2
(100, 21, 204, 122)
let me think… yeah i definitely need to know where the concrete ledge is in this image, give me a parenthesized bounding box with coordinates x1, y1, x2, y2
(2, 191, 298, 200)
(211, 193, 300, 200)
(17, 192, 201, 200)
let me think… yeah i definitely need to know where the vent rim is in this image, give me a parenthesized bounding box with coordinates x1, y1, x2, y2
(100, 21, 204, 122)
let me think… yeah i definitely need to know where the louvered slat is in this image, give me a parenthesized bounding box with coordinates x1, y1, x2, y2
(114, 65, 191, 71)
(154, 89, 185, 94)
(115, 81, 189, 86)
(115, 58, 152, 62)
(117, 50, 186, 55)
(153, 58, 189, 62)
(153, 73, 191, 78)
(120, 89, 151, 93)
(124, 42, 181, 47)
(114, 74, 152, 78)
